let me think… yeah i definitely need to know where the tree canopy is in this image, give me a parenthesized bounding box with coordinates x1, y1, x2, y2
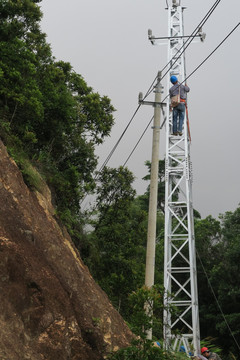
(0, 0, 115, 220)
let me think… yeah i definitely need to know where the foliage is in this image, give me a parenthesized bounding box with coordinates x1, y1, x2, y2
(0, 0, 115, 229)
(209, 209, 240, 358)
(108, 286, 187, 360)
(95, 165, 136, 212)
(85, 166, 147, 318)
(11, 150, 45, 193)
(195, 211, 240, 359)
(127, 285, 165, 338)
(200, 338, 222, 356)
(108, 338, 188, 360)
(84, 164, 166, 327)
(1, 2, 240, 359)
(139, 160, 165, 213)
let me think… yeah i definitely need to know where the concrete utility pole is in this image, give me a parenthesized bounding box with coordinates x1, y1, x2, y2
(143, 72, 162, 340)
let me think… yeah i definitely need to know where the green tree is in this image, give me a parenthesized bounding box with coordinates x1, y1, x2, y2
(108, 342, 189, 360)
(0, 0, 45, 125)
(86, 166, 148, 318)
(194, 216, 222, 345)
(209, 209, 240, 358)
(107, 285, 188, 360)
(138, 160, 165, 213)
(195, 211, 240, 359)
(127, 285, 164, 338)
(0, 0, 115, 225)
(108, 285, 187, 359)
(33, 60, 115, 214)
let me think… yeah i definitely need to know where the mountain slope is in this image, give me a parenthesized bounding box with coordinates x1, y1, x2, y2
(0, 140, 133, 360)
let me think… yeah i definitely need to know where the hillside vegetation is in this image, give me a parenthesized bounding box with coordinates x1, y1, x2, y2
(0, 1, 239, 359)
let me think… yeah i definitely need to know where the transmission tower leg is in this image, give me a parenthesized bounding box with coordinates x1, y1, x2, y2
(163, 2, 200, 355)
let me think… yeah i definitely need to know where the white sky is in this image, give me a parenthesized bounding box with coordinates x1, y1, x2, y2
(40, 0, 240, 219)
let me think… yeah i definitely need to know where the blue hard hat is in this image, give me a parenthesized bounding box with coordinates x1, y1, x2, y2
(170, 75, 178, 84)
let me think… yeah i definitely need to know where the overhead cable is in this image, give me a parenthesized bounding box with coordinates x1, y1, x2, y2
(97, 0, 222, 173)
(161, 21, 240, 104)
(145, 0, 222, 99)
(185, 22, 240, 83)
(97, 104, 142, 174)
(82, 0, 224, 207)
(161, 0, 221, 75)
(126, 21, 240, 164)
(123, 115, 154, 167)
(80, 0, 223, 210)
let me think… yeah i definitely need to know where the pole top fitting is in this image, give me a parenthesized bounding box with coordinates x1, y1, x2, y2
(148, 29, 155, 45)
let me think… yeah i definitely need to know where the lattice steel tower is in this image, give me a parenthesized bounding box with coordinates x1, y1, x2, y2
(149, 0, 203, 354)
(164, 1, 200, 354)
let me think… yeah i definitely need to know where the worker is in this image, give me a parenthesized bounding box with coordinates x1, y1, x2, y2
(179, 345, 194, 356)
(153, 341, 161, 348)
(201, 347, 222, 360)
(169, 75, 190, 136)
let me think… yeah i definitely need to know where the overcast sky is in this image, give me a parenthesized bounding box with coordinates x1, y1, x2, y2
(40, 0, 240, 219)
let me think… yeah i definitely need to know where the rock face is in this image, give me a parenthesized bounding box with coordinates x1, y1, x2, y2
(0, 141, 133, 359)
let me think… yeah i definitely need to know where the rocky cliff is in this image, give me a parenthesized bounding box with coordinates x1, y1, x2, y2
(0, 141, 133, 359)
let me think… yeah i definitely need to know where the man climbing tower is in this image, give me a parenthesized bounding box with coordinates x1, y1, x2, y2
(169, 75, 190, 136)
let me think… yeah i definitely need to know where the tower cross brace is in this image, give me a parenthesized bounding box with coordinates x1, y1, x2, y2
(162, 2, 200, 355)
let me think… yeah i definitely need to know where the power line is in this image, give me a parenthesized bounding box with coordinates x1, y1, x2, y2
(80, 104, 142, 206)
(123, 115, 154, 167)
(97, 1, 223, 172)
(97, 104, 142, 173)
(99, 0, 223, 171)
(81, 0, 224, 206)
(161, 21, 240, 103)
(145, 0, 222, 99)
(96, 0, 215, 175)
(125, 21, 240, 166)
(185, 22, 240, 83)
